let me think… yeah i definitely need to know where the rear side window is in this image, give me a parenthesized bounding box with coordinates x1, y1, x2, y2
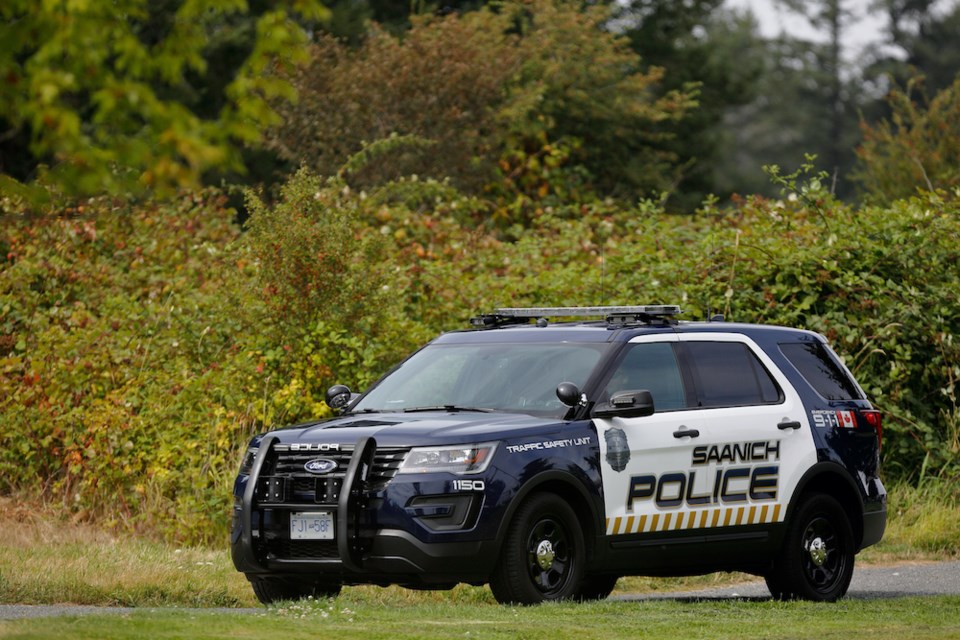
(685, 341, 782, 407)
(780, 342, 863, 401)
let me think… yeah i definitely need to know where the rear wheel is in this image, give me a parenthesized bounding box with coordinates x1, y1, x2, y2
(766, 493, 855, 601)
(249, 576, 342, 604)
(489, 493, 586, 604)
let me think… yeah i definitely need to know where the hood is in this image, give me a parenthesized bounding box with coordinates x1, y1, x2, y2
(268, 411, 567, 447)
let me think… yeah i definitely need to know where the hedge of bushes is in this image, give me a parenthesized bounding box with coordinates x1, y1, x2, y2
(1, 171, 958, 543)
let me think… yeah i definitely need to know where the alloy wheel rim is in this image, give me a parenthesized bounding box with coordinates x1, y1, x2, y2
(800, 516, 844, 591)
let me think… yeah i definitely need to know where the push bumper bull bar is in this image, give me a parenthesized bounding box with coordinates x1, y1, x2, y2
(235, 435, 377, 574)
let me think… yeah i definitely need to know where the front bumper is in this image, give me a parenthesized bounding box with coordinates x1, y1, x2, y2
(231, 524, 498, 587)
(231, 435, 499, 587)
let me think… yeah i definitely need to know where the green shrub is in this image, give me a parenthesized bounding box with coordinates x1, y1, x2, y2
(0, 192, 259, 541)
(2, 166, 958, 545)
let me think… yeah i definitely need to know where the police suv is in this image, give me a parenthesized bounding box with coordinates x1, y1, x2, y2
(231, 306, 886, 604)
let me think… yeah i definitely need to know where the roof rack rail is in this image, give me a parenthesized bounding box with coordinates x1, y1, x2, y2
(469, 305, 682, 328)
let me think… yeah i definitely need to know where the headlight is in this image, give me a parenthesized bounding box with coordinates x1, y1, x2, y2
(238, 445, 259, 475)
(398, 443, 497, 475)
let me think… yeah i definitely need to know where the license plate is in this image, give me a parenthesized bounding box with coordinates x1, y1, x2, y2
(289, 512, 335, 540)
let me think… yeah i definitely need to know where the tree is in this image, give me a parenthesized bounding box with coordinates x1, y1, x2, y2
(775, 0, 866, 184)
(0, 0, 327, 203)
(867, 0, 960, 98)
(266, 1, 696, 219)
(614, 1, 765, 209)
(321, 0, 487, 42)
(711, 1, 869, 200)
(853, 76, 960, 202)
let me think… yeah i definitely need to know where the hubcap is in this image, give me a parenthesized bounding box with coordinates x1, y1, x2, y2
(807, 536, 827, 567)
(800, 516, 844, 591)
(526, 517, 572, 595)
(535, 539, 556, 570)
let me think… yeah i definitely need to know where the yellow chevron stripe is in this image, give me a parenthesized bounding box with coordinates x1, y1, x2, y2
(609, 503, 783, 536)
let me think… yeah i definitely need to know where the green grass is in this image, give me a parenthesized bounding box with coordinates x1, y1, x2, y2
(2, 597, 960, 639)
(860, 479, 960, 560)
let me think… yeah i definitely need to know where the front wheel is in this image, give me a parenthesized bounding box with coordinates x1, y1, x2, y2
(489, 493, 586, 605)
(766, 493, 855, 601)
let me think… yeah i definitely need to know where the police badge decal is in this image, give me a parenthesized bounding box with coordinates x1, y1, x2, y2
(604, 427, 630, 472)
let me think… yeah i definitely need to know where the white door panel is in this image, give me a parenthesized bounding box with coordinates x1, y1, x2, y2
(597, 333, 816, 537)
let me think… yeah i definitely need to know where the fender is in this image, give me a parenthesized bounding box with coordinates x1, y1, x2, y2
(783, 460, 867, 544)
(490, 467, 604, 563)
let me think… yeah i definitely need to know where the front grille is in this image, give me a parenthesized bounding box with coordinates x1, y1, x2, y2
(253, 443, 409, 562)
(267, 539, 339, 560)
(257, 444, 410, 505)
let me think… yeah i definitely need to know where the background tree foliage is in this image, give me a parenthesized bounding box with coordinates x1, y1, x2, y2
(0, 0, 327, 201)
(614, 1, 765, 209)
(267, 0, 697, 221)
(867, 0, 960, 98)
(854, 76, 960, 202)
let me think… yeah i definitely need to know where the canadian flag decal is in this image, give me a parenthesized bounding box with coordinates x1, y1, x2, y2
(836, 410, 856, 428)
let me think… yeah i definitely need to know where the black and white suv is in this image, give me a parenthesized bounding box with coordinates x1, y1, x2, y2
(231, 306, 886, 604)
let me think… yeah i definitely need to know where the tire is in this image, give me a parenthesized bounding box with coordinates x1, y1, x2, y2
(489, 493, 586, 605)
(249, 576, 342, 604)
(576, 574, 619, 601)
(766, 493, 855, 601)
(763, 572, 790, 601)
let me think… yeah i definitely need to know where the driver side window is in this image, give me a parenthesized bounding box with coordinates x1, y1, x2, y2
(603, 343, 687, 411)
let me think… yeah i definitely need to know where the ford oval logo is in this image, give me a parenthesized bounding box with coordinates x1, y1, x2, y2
(304, 458, 338, 475)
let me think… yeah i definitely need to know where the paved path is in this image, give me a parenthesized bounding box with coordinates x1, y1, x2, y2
(2, 561, 958, 619)
(619, 560, 960, 601)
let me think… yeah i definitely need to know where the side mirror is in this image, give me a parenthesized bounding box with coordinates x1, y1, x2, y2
(593, 390, 655, 418)
(325, 384, 353, 413)
(556, 382, 583, 407)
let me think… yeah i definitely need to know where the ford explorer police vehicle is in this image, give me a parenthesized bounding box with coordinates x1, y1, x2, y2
(231, 305, 886, 604)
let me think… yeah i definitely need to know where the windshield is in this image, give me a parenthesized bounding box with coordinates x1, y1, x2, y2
(352, 342, 608, 418)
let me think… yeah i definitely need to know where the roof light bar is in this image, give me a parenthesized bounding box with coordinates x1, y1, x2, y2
(492, 305, 682, 318)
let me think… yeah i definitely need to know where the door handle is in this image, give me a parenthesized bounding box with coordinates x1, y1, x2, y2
(673, 428, 700, 439)
(778, 420, 801, 430)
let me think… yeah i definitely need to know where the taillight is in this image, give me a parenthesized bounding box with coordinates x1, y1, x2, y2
(860, 409, 882, 450)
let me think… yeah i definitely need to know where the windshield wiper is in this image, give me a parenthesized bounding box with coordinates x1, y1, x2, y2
(402, 405, 495, 413)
